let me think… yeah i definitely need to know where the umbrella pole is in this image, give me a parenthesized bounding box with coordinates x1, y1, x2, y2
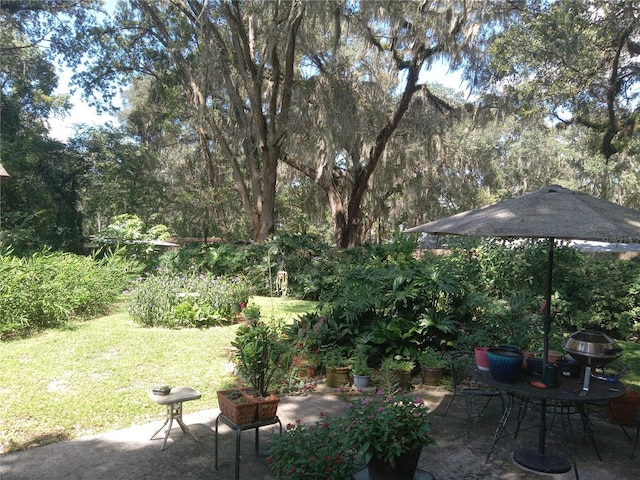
(540, 237, 554, 454)
(543, 237, 554, 370)
(514, 237, 570, 474)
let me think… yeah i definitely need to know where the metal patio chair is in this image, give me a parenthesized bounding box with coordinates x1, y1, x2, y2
(443, 350, 505, 438)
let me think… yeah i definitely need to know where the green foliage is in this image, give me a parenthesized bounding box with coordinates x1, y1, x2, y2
(342, 391, 434, 465)
(349, 348, 374, 377)
(94, 214, 172, 264)
(0, 248, 139, 339)
(127, 269, 251, 328)
(267, 412, 359, 479)
(232, 317, 289, 397)
(156, 235, 331, 299)
(268, 389, 434, 478)
(417, 347, 446, 369)
(285, 238, 639, 368)
(0, 2, 102, 254)
(285, 312, 328, 364)
(321, 345, 350, 368)
(381, 355, 414, 373)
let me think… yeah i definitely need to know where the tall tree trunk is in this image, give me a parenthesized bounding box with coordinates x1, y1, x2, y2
(138, 0, 303, 244)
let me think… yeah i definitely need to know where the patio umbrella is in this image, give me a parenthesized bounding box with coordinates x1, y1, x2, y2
(403, 184, 640, 472)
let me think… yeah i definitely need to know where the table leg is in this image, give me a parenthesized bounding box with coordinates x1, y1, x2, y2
(486, 393, 513, 462)
(149, 414, 170, 441)
(160, 404, 175, 451)
(235, 428, 242, 480)
(215, 416, 220, 470)
(577, 405, 601, 461)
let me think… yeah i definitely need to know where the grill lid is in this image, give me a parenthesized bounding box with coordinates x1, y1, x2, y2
(563, 330, 622, 367)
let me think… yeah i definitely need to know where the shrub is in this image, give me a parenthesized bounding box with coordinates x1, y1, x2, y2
(127, 269, 251, 327)
(342, 390, 434, 465)
(0, 248, 139, 339)
(267, 413, 359, 480)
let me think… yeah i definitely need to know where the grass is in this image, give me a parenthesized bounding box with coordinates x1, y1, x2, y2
(0, 295, 317, 454)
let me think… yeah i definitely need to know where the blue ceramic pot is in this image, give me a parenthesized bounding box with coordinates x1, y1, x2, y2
(487, 348, 523, 383)
(497, 344, 522, 353)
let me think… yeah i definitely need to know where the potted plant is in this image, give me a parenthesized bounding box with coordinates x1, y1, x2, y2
(295, 350, 319, 378)
(323, 345, 350, 388)
(350, 350, 374, 388)
(342, 389, 434, 479)
(381, 355, 415, 391)
(288, 313, 327, 378)
(228, 317, 284, 421)
(418, 347, 446, 385)
(216, 388, 260, 426)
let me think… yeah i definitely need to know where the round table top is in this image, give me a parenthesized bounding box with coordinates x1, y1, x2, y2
(475, 369, 626, 403)
(148, 386, 202, 405)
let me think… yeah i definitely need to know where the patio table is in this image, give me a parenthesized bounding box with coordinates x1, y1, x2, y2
(148, 386, 202, 451)
(476, 368, 626, 473)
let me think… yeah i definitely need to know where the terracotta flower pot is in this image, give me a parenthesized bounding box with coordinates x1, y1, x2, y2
(609, 389, 640, 426)
(521, 351, 535, 370)
(474, 346, 490, 371)
(217, 389, 258, 425)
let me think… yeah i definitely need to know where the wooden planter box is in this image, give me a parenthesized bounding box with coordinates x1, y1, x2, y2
(217, 389, 258, 425)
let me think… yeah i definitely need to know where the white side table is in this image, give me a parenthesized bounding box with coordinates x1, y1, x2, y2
(148, 386, 202, 450)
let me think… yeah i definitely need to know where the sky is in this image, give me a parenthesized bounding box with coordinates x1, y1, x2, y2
(48, 0, 118, 142)
(48, 70, 119, 142)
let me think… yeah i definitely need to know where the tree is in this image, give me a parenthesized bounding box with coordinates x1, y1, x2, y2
(487, 0, 640, 200)
(81, 0, 304, 244)
(279, 1, 509, 247)
(0, 1, 102, 252)
(81, 0, 514, 247)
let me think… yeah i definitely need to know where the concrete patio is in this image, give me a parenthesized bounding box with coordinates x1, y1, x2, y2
(1, 385, 638, 480)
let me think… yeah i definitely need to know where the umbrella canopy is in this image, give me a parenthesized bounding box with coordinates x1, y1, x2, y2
(404, 184, 640, 242)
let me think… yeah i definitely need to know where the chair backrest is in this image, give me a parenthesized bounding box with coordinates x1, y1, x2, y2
(444, 351, 476, 389)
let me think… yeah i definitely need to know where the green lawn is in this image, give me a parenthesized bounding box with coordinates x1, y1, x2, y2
(0, 296, 317, 454)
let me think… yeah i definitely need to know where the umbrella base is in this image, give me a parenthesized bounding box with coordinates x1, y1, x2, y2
(513, 448, 572, 474)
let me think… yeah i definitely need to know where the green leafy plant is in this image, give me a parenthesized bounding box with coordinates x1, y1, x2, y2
(381, 355, 414, 373)
(127, 269, 251, 327)
(342, 390, 434, 466)
(232, 317, 287, 397)
(0, 248, 138, 339)
(349, 349, 374, 377)
(322, 345, 349, 368)
(267, 413, 359, 479)
(418, 347, 446, 369)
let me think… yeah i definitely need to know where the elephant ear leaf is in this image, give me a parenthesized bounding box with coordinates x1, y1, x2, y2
(418, 310, 456, 335)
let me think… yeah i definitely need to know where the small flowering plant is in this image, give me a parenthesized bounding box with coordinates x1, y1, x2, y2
(342, 389, 434, 466)
(267, 413, 358, 479)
